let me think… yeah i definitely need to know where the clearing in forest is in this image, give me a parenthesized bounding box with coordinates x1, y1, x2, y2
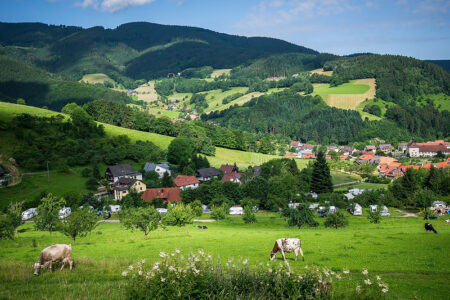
(210, 69, 231, 78)
(80, 73, 113, 85)
(310, 68, 333, 76)
(134, 81, 159, 102)
(313, 78, 376, 110)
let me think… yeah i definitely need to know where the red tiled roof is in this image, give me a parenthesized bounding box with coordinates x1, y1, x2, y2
(220, 164, 236, 174)
(359, 154, 374, 160)
(173, 175, 200, 187)
(409, 142, 448, 153)
(221, 173, 241, 183)
(303, 154, 316, 159)
(141, 188, 181, 203)
(290, 141, 300, 147)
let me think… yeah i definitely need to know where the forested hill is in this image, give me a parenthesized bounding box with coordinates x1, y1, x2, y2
(0, 55, 129, 110)
(0, 22, 317, 81)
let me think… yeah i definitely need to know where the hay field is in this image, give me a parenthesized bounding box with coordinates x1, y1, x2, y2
(134, 81, 158, 102)
(310, 68, 333, 76)
(79, 73, 113, 85)
(211, 69, 231, 78)
(313, 79, 376, 110)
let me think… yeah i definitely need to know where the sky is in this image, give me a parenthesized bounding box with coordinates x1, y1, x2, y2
(0, 0, 449, 59)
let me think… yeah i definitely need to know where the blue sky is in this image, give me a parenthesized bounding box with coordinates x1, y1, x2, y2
(1, 0, 449, 59)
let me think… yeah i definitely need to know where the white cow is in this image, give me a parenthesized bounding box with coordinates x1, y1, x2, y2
(33, 244, 73, 276)
(270, 238, 304, 261)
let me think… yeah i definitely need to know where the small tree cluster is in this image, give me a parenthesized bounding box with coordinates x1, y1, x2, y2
(324, 211, 348, 229)
(283, 204, 318, 228)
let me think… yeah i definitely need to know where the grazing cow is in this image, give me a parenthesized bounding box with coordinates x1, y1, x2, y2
(270, 238, 304, 261)
(197, 225, 208, 229)
(33, 244, 73, 276)
(425, 223, 437, 234)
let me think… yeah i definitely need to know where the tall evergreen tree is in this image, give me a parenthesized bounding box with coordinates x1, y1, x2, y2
(310, 150, 333, 194)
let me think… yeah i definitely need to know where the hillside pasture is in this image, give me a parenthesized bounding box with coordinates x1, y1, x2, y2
(356, 97, 395, 119)
(79, 73, 113, 85)
(310, 68, 333, 76)
(313, 79, 376, 110)
(0, 213, 448, 299)
(210, 69, 231, 78)
(134, 81, 158, 102)
(202, 87, 248, 112)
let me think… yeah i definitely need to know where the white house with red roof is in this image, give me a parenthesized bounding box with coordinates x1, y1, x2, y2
(173, 175, 200, 190)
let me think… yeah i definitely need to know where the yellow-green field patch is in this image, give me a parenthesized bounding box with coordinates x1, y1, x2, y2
(134, 81, 158, 102)
(313, 78, 376, 110)
(311, 68, 333, 76)
(211, 69, 231, 78)
(80, 73, 113, 85)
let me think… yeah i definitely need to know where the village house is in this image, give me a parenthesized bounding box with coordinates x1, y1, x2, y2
(220, 164, 238, 174)
(407, 140, 450, 157)
(221, 173, 241, 183)
(364, 145, 376, 152)
(173, 175, 200, 190)
(378, 144, 393, 153)
(326, 145, 339, 153)
(196, 167, 221, 182)
(111, 178, 146, 201)
(290, 141, 302, 151)
(143, 162, 171, 178)
(398, 143, 408, 154)
(141, 188, 181, 204)
(105, 164, 142, 182)
(340, 147, 355, 156)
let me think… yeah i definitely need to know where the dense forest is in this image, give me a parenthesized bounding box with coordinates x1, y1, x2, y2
(0, 55, 129, 110)
(0, 21, 316, 83)
(8, 111, 165, 171)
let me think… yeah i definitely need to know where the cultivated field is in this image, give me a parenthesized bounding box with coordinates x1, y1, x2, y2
(0, 213, 448, 299)
(80, 73, 113, 85)
(313, 79, 376, 110)
(134, 81, 158, 102)
(210, 69, 231, 78)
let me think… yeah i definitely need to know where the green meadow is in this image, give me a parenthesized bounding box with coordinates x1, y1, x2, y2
(313, 81, 370, 96)
(0, 212, 448, 299)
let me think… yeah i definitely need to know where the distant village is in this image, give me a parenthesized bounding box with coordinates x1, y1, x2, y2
(285, 139, 450, 179)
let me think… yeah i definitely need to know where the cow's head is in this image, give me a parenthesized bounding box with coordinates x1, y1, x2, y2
(33, 263, 42, 276)
(270, 241, 279, 261)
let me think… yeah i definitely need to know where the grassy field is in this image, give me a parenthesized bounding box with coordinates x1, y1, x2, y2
(310, 68, 333, 76)
(356, 98, 395, 119)
(313, 79, 376, 111)
(210, 69, 231, 78)
(331, 172, 361, 185)
(134, 81, 158, 102)
(79, 73, 113, 85)
(335, 182, 389, 191)
(0, 212, 448, 299)
(147, 108, 180, 119)
(419, 93, 450, 112)
(201, 87, 248, 112)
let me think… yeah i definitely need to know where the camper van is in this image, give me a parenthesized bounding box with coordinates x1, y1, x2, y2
(369, 205, 390, 217)
(58, 207, 72, 219)
(21, 208, 37, 221)
(229, 206, 244, 215)
(351, 203, 363, 216)
(110, 205, 121, 213)
(156, 208, 168, 215)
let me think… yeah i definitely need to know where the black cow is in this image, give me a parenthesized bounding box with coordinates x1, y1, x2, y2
(425, 223, 437, 234)
(197, 225, 208, 229)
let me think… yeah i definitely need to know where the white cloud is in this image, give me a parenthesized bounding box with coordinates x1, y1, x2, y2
(75, 0, 156, 12)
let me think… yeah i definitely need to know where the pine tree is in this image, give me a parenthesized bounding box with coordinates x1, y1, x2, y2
(310, 150, 333, 194)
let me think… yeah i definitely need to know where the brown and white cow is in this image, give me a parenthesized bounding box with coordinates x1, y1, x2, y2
(33, 244, 73, 276)
(270, 238, 304, 261)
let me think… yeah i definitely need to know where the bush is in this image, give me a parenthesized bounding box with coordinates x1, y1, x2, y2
(242, 205, 256, 224)
(324, 211, 348, 229)
(85, 177, 98, 190)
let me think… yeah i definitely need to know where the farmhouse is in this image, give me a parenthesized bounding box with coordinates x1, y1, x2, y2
(143, 162, 170, 178)
(290, 141, 301, 151)
(340, 146, 355, 156)
(105, 164, 142, 182)
(111, 178, 146, 201)
(174, 175, 200, 190)
(141, 188, 181, 204)
(196, 167, 221, 182)
(364, 145, 376, 152)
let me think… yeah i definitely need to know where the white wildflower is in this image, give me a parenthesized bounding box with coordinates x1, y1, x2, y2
(335, 274, 342, 280)
(171, 253, 175, 257)
(376, 275, 381, 281)
(364, 279, 372, 285)
(138, 270, 143, 276)
(141, 259, 146, 264)
(362, 269, 368, 275)
(152, 265, 159, 271)
(128, 265, 133, 271)
(356, 285, 361, 292)
(193, 268, 200, 275)
(343, 269, 350, 274)
(122, 271, 128, 277)
(198, 249, 204, 256)
(268, 268, 272, 273)
(304, 265, 308, 269)
(159, 251, 167, 258)
(161, 277, 165, 282)
(175, 249, 181, 254)
(382, 288, 389, 293)
(169, 266, 176, 272)
(243, 259, 248, 265)
(207, 254, 212, 260)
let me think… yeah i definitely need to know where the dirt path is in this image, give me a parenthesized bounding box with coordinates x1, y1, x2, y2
(395, 209, 418, 217)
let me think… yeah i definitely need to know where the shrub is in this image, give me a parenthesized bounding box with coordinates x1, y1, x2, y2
(242, 205, 256, 225)
(367, 208, 382, 224)
(283, 203, 319, 228)
(324, 211, 348, 229)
